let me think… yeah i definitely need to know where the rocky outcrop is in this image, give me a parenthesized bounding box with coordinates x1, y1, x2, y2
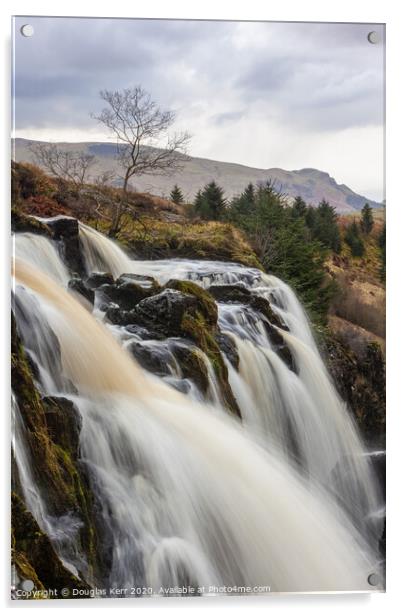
(125, 340, 174, 377)
(134, 289, 200, 338)
(324, 334, 385, 448)
(46, 217, 85, 277)
(171, 343, 210, 394)
(12, 492, 90, 597)
(11, 314, 101, 587)
(68, 278, 95, 304)
(85, 272, 114, 289)
(208, 283, 251, 304)
(98, 280, 152, 311)
(11, 208, 52, 236)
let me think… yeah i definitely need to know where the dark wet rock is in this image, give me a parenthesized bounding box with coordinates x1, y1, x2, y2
(105, 306, 138, 326)
(46, 216, 85, 276)
(260, 321, 295, 371)
(124, 323, 164, 340)
(215, 333, 239, 370)
(209, 284, 251, 303)
(68, 277, 95, 304)
(324, 336, 385, 448)
(85, 272, 114, 289)
(250, 295, 288, 330)
(165, 378, 193, 396)
(97, 280, 150, 311)
(12, 492, 90, 594)
(11, 314, 101, 581)
(164, 279, 218, 326)
(126, 340, 173, 376)
(180, 312, 241, 418)
(171, 343, 210, 394)
(42, 396, 82, 459)
(116, 273, 160, 291)
(135, 289, 199, 337)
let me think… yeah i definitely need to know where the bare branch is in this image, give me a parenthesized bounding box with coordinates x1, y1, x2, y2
(30, 143, 96, 188)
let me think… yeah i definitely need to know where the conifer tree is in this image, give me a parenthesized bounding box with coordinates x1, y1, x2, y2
(360, 203, 374, 234)
(170, 184, 184, 205)
(345, 219, 365, 257)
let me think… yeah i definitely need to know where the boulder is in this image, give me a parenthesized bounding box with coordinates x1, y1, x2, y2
(97, 280, 150, 310)
(116, 273, 160, 291)
(164, 279, 218, 326)
(135, 289, 199, 337)
(209, 284, 251, 303)
(126, 341, 173, 376)
(171, 343, 210, 394)
(85, 272, 114, 289)
(104, 306, 138, 327)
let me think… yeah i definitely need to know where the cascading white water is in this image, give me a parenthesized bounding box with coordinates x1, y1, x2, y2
(74, 233, 382, 540)
(79, 223, 137, 277)
(13, 233, 70, 286)
(12, 222, 384, 594)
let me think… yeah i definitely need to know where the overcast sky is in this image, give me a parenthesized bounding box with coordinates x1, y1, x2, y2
(13, 17, 385, 201)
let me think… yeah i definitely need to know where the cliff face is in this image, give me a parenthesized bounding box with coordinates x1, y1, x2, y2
(323, 333, 385, 449)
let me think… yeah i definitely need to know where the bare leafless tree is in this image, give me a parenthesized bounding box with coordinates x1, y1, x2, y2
(30, 142, 96, 188)
(91, 86, 191, 235)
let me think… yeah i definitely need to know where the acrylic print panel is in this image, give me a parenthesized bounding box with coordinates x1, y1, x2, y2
(11, 16, 385, 600)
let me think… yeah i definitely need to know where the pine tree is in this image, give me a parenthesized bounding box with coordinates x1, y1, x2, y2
(308, 200, 341, 253)
(226, 181, 335, 323)
(345, 219, 365, 257)
(193, 181, 226, 220)
(360, 203, 374, 234)
(292, 196, 307, 218)
(193, 189, 208, 218)
(170, 184, 184, 205)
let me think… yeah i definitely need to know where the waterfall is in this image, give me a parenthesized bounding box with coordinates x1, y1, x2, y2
(79, 223, 137, 277)
(12, 223, 385, 594)
(13, 233, 70, 286)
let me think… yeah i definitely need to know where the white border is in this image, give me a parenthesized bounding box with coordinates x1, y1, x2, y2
(1, 1, 401, 614)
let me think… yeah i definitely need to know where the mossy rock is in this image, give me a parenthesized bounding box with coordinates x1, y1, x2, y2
(249, 295, 288, 331)
(12, 492, 90, 596)
(164, 279, 218, 326)
(98, 280, 152, 311)
(11, 207, 52, 236)
(209, 284, 251, 303)
(180, 311, 241, 418)
(134, 289, 200, 337)
(11, 314, 101, 583)
(172, 343, 210, 394)
(323, 331, 385, 448)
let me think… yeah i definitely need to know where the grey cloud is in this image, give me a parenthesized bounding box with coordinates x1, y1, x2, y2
(13, 17, 384, 143)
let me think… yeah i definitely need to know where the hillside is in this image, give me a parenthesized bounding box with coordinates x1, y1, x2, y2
(13, 138, 382, 213)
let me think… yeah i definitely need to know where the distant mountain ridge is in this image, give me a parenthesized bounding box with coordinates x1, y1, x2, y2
(12, 138, 382, 213)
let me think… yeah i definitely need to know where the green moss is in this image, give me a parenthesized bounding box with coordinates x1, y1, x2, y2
(12, 492, 90, 595)
(165, 279, 218, 325)
(110, 217, 262, 268)
(11, 315, 100, 584)
(181, 311, 240, 418)
(11, 207, 52, 236)
(173, 345, 210, 394)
